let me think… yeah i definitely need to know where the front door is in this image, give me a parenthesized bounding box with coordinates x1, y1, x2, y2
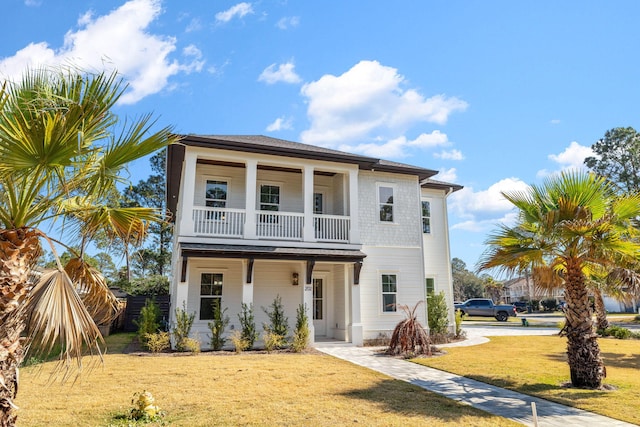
(312, 277, 326, 336)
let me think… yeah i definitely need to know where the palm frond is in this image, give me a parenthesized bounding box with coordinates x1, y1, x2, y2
(64, 258, 121, 325)
(21, 269, 104, 383)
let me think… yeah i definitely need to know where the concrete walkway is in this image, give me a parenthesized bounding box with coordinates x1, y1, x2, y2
(314, 327, 636, 427)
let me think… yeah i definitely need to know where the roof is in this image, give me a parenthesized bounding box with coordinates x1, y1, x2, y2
(180, 243, 367, 262)
(167, 134, 458, 216)
(421, 178, 464, 193)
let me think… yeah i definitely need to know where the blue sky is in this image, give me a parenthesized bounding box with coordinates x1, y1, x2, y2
(3, 0, 640, 269)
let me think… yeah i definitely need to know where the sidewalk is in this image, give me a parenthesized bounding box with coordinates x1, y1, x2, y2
(314, 333, 636, 427)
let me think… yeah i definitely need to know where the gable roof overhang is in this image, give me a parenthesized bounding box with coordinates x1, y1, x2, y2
(166, 135, 440, 217)
(421, 178, 464, 193)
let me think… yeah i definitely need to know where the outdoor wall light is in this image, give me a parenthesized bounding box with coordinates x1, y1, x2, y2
(292, 272, 299, 286)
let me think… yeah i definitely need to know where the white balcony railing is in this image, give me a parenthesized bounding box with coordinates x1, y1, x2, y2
(193, 207, 245, 237)
(256, 211, 304, 240)
(192, 207, 350, 243)
(314, 214, 350, 243)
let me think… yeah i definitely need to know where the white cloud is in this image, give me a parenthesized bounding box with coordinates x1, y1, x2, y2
(448, 178, 529, 232)
(434, 168, 457, 182)
(185, 18, 203, 32)
(215, 2, 253, 23)
(258, 61, 301, 84)
(299, 60, 467, 147)
(434, 149, 464, 160)
(276, 16, 300, 29)
(550, 119, 561, 125)
(266, 116, 293, 132)
(0, 0, 204, 105)
(537, 141, 595, 178)
(548, 141, 594, 169)
(24, 0, 41, 6)
(452, 212, 519, 232)
(337, 131, 451, 158)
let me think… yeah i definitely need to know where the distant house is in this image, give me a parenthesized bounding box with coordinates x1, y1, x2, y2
(501, 276, 563, 304)
(166, 135, 461, 348)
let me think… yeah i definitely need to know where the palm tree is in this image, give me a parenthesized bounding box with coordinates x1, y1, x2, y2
(478, 171, 640, 389)
(0, 68, 177, 425)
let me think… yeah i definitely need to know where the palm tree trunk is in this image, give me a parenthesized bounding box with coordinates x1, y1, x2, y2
(593, 288, 609, 332)
(0, 229, 41, 426)
(564, 260, 605, 388)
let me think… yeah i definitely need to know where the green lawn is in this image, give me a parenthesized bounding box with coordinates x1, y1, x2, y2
(413, 335, 640, 425)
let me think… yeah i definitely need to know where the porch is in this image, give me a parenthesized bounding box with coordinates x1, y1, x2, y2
(192, 208, 351, 243)
(172, 244, 367, 348)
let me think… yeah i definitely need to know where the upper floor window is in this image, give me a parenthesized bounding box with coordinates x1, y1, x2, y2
(200, 273, 223, 320)
(260, 185, 280, 211)
(421, 201, 431, 233)
(381, 273, 397, 312)
(379, 186, 394, 222)
(206, 180, 227, 208)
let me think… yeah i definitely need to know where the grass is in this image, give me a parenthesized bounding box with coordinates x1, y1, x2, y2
(15, 334, 518, 427)
(413, 335, 640, 425)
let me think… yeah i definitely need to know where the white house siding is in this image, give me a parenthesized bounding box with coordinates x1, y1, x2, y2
(194, 163, 246, 209)
(357, 171, 422, 248)
(180, 258, 244, 347)
(421, 188, 457, 330)
(358, 246, 426, 340)
(354, 171, 426, 340)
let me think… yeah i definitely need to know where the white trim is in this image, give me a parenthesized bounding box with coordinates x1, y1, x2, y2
(200, 174, 232, 207)
(376, 183, 397, 224)
(379, 270, 400, 314)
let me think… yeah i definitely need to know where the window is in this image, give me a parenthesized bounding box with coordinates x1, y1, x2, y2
(421, 201, 431, 233)
(426, 277, 435, 299)
(379, 186, 394, 222)
(313, 278, 323, 320)
(199, 273, 223, 320)
(381, 274, 397, 312)
(205, 180, 227, 208)
(314, 192, 324, 214)
(260, 185, 280, 211)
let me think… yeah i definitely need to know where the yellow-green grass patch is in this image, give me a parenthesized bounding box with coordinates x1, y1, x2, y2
(16, 344, 519, 426)
(414, 335, 640, 425)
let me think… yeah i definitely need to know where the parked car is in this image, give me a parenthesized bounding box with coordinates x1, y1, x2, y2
(513, 301, 528, 313)
(454, 298, 518, 321)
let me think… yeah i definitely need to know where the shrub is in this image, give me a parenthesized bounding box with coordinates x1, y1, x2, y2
(291, 304, 310, 353)
(129, 391, 165, 422)
(181, 337, 201, 353)
(173, 303, 196, 351)
(601, 325, 634, 339)
(541, 299, 557, 312)
(427, 291, 449, 336)
(263, 331, 286, 353)
(208, 305, 230, 351)
(144, 332, 170, 353)
(454, 309, 465, 338)
(134, 299, 161, 349)
(388, 301, 431, 357)
(634, 314, 640, 323)
(238, 303, 258, 349)
(229, 330, 249, 354)
(262, 295, 289, 339)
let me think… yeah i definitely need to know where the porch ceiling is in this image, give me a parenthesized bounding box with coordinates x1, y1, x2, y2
(180, 243, 366, 263)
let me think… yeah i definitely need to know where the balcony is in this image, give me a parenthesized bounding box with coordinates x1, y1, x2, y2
(192, 207, 351, 243)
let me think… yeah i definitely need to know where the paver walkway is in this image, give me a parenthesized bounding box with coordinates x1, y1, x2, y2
(315, 328, 637, 427)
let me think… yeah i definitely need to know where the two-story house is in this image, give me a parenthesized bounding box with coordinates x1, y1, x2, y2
(166, 135, 461, 348)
